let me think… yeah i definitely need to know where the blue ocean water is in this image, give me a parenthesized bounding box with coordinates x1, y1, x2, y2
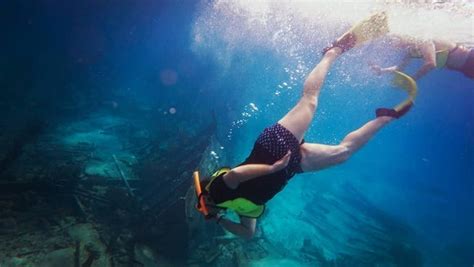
(192, 2, 473, 266)
(1, 0, 472, 266)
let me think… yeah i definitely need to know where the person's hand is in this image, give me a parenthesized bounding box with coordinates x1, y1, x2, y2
(271, 151, 291, 172)
(370, 64, 383, 76)
(371, 63, 399, 75)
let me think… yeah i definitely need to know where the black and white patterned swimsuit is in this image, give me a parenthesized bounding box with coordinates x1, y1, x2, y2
(209, 123, 303, 205)
(255, 123, 303, 176)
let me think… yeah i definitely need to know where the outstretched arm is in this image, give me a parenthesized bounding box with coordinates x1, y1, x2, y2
(223, 151, 291, 189)
(371, 53, 411, 75)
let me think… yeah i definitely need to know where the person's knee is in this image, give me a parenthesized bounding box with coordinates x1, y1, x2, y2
(333, 144, 351, 164)
(303, 81, 323, 97)
(300, 94, 317, 111)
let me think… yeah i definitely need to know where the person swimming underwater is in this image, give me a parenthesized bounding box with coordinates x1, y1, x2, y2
(371, 35, 474, 80)
(196, 13, 413, 239)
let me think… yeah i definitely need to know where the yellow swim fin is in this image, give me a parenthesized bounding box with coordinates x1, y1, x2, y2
(376, 71, 417, 118)
(323, 12, 389, 54)
(392, 71, 417, 100)
(349, 11, 389, 45)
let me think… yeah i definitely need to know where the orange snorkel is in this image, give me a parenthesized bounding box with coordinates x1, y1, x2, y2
(193, 171, 210, 218)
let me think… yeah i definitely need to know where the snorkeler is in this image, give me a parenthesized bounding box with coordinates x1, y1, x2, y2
(371, 35, 474, 80)
(194, 13, 412, 239)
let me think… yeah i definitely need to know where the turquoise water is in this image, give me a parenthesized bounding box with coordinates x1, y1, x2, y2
(1, 1, 472, 266)
(192, 2, 473, 266)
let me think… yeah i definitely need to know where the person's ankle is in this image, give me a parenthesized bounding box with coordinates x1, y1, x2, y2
(324, 47, 341, 58)
(379, 116, 394, 123)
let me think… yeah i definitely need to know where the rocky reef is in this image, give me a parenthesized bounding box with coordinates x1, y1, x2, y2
(0, 108, 217, 267)
(0, 106, 432, 267)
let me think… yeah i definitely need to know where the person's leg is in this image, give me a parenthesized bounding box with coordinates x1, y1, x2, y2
(300, 116, 393, 171)
(278, 48, 342, 142)
(217, 216, 256, 240)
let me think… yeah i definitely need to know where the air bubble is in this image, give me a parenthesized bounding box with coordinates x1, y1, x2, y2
(249, 102, 259, 111)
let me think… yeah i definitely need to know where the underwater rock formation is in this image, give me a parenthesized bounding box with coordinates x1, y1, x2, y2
(0, 107, 426, 267)
(0, 119, 45, 177)
(257, 181, 424, 267)
(0, 109, 218, 266)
